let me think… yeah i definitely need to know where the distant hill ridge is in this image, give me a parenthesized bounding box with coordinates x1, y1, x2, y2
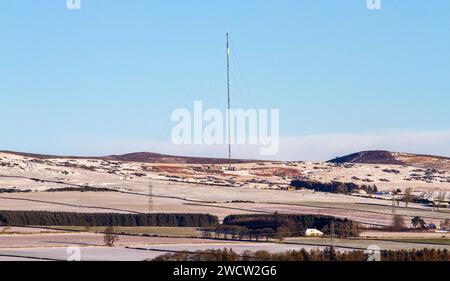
(329, 150, 450, 170)
(105, 152, 255, 164)
(2, 149, 450, 169)
(0, 150, 256, 165)
(329, 151, 403, 165)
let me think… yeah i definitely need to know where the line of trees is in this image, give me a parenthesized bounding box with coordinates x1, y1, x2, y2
(0, 188, 31, 193)
(45, 186, 117, 192)
(0, 211, 218, 227)
(152, 247, 450, 261)
(203, 214, 361, 239)
(290, 180, 378, 194)
(103, 226, 119, 247)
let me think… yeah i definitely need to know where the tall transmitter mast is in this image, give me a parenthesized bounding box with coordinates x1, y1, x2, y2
(226, 31, 232, 170)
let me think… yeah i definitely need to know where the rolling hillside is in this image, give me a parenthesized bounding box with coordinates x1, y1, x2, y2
(0, 150, 255, 165)
(329, 150, 450, 170)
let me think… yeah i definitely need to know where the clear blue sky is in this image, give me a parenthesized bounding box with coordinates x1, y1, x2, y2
(0, 1, 449, 159)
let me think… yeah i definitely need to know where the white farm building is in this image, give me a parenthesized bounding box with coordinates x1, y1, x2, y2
(305, 229, 324, 237)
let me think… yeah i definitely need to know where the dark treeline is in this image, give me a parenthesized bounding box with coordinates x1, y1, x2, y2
(203, 214, 360, 239)
(45, 186, 117, 192)
(0, 188, 31, 193)
(0, 211, 218, 227)
(290, 180, 378, 194)
(152, 247, 450, 261)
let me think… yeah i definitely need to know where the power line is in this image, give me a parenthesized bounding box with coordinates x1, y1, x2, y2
(148, 182, 153, 214)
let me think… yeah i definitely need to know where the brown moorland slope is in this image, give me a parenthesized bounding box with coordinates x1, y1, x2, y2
(329, 150, 450, 170)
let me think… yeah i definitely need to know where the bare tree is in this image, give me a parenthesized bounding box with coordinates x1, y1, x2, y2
(391, 215, 406, 231)
(425, 188, 438, 211)
(276, 227, 290, 242)
(103, 226, 119, 247)
(436, 191, 447, 211)
(403, 188, 413, 208)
